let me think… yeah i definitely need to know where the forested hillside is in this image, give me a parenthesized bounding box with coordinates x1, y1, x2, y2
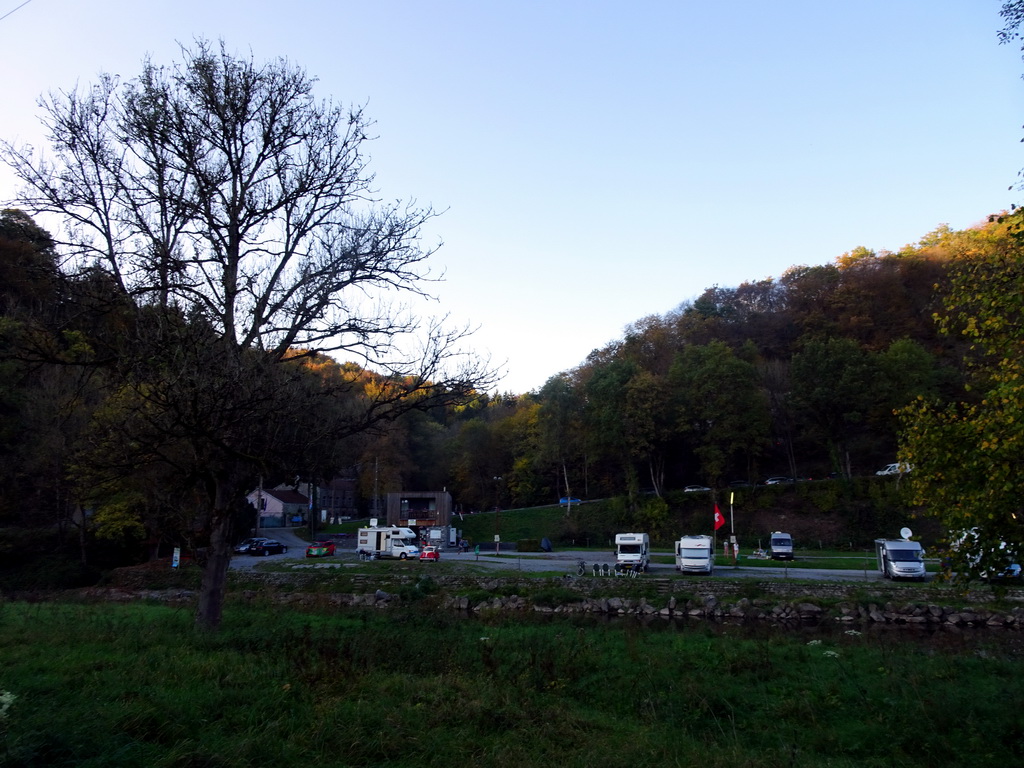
(424, 215, 1014, 513)
(2, 207, 1021, 575)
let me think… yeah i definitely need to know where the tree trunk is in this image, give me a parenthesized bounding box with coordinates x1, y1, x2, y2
(195, 478, 238, 632)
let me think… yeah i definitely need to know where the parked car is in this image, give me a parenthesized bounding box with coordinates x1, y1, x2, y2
(764, 476, 795, 485)
(876, 462, 912, 476)
(233, 537, 269, 555)
(419, 545, 440, 562)
(305, 540, 336, 558)
(683, 485, 711, 493)
(251, 539, 288, 556)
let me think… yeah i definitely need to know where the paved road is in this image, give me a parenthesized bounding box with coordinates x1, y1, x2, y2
(229, 528, 319, 570)
(230, 536, 900, 582)
(463, 550, 895, 582)
(227, 525, 914, 582)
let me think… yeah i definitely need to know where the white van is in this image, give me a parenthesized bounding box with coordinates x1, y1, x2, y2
(875, 537, 926, 580)
(769, 531, 794, 560)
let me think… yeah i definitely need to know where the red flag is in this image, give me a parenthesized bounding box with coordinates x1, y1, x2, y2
(714, 504, 725, 531)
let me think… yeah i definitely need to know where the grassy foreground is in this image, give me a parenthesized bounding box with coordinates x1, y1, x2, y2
(0, 599, 1021, 767)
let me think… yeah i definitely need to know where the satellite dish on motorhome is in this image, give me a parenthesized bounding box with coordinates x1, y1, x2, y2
(900, 527, 913, 540)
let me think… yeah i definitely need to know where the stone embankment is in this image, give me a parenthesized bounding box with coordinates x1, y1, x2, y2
(88, 568, 1024, 628)
(442, 591, 1024, 628)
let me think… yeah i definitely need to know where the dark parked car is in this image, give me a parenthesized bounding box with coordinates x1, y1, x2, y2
(251, 539, 288, 556)
(233, 537, 269, 555)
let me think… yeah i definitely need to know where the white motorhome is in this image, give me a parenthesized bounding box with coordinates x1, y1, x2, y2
(357, 525, 421, 560)
(875, 531, 926, 580)
(615, 532, 650, 572)
(675, 535, 714, 574)
(769, 531, 794, 560)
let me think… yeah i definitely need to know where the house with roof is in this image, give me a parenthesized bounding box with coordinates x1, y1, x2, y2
(246, 487, 310, 529)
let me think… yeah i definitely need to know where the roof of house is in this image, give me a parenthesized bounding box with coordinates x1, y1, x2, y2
(261, 489, 309, 505)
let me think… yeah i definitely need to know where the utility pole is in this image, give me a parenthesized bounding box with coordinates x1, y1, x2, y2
(493, 476, 502, 555)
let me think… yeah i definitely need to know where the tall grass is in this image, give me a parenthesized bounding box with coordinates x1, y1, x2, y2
(0, 599, 1021, 766)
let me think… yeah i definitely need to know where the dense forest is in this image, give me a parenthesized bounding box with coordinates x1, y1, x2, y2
(3, 204, 1020, 574)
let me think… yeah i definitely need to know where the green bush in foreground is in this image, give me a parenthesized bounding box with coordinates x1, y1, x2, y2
(0, 600, 1021, 766)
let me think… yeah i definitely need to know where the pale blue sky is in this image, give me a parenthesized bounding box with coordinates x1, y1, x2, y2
(1, 1, 1020, 392)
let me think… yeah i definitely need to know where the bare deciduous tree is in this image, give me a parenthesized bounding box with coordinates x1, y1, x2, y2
(2, 39, 495, 629)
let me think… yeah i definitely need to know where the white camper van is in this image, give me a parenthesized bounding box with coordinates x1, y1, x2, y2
(675, 535, 714, 574)
(875, 529, 926, 580)
(615, 532, 650, 572)
(769, 531, 794, 560)
(357, 525, 421, 560)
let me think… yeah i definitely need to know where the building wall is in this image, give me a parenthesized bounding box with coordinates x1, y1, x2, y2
(385, 491, 452, 527)
(246, 490, 309, 529)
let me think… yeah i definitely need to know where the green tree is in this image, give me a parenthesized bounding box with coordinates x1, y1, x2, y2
(536, 374, 587, 503)
(0, 210, 102, 548)
(622, 368, 673, 497)
(582, 358, 638, 497)
(670, 341, 770, 486)
(790, 337, 877, 477)
(899, 211, 1024, 577)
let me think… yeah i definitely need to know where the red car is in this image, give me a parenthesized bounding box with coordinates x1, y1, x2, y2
(419, 546, 440, 562)
(305, 539, 336, 558)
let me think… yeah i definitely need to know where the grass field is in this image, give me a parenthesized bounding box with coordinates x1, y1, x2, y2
(1, 597, 1021, 767)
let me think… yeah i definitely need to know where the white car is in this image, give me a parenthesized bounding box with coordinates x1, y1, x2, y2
(876, 463, 912, 476)
(683, 485, 711, 493)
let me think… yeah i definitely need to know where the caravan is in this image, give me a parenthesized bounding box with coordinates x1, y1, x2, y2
(357, 525, 421, 560)
(614, 532, 650, 572)
(875, 528, 926, 580)
(674, 535, 714, 574)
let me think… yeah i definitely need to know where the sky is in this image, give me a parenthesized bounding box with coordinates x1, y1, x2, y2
(1, 1, 1021, 393)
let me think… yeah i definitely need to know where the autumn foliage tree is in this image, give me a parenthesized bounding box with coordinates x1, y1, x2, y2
(899, 210, 1024, 578)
